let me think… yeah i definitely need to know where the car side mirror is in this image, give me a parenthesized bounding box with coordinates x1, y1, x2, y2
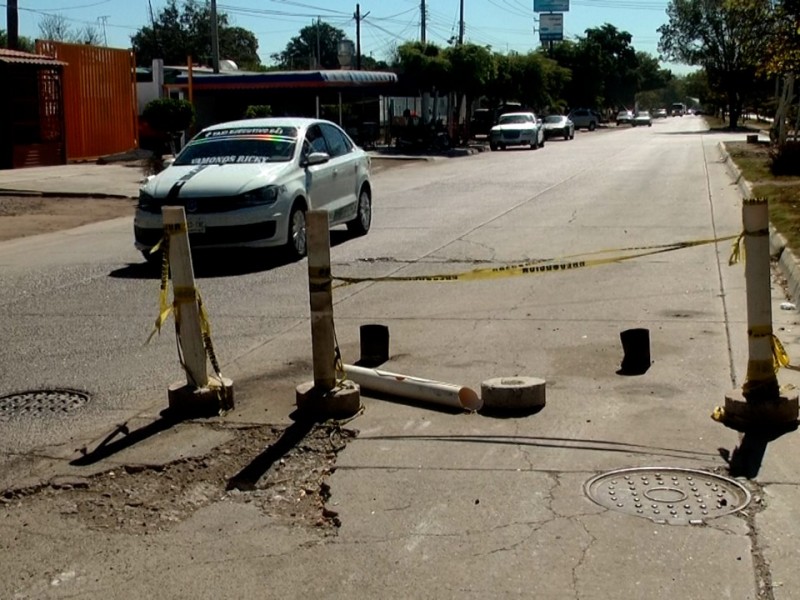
(162, 157, 175, 168)
(303, 151, 330, 167)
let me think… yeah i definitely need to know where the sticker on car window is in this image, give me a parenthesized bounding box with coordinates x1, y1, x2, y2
(201, 127, 298, 139)
(188, 155, 276, 165)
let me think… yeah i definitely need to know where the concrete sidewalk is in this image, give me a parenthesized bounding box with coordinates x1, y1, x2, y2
(0, 162, 146, 198)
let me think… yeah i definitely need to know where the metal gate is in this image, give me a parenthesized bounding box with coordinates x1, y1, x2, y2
(37, 41, 138, 160)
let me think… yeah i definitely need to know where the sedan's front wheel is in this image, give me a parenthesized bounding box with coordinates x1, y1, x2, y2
(347, 187, 372, 236)
(286, 203, 307, 259)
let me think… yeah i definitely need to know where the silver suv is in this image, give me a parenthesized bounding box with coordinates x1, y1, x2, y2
(568, 109, 599, 131)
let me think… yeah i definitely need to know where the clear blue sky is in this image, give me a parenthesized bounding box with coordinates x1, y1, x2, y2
(3, 0, 691, 73)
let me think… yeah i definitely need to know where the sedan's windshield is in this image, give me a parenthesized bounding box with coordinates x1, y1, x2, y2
(544, 116, 564, 123)
(175, 126, 299, 166)
(498, 115, 531, 124)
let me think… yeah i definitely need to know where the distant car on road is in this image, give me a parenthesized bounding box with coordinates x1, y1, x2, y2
(568, 108, 600, 131)
(670, 102, 687, 116)
(134, 117, 373, 262)
(489, 112, 545, 150)
(616, 110, 634, 126)
(631, 111, 653, 127)
(542, 115, 575, 140)
(653, 108, 668, 118)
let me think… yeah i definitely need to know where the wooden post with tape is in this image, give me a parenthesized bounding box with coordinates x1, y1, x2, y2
(163, 206, 234, 416)
(296, 210, 360, 418)
(718, 198, 797, 430)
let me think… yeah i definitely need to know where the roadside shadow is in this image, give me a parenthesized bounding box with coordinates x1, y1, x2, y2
(723, 421, 799, 478)
(70, 408, 183, 466)
(109, 229, 355, 280)
(478, 404, 546, 419)
(226, 412, 317, 491)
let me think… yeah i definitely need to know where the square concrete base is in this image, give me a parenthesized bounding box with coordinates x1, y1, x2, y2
(296, 380, 361, 419)
(721, 388, 799, 431)
(168, 377, 234, 418)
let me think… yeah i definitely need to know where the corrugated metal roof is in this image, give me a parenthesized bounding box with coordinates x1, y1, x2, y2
(0, 48, 67, 66)
(170, 69, 398, 90)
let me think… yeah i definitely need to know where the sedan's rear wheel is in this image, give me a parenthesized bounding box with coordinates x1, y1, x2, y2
(286, 203, 307, 259)
(347, 187, 372, 236)
(589, 122, 596, 131)
(489, 142, 498, 151)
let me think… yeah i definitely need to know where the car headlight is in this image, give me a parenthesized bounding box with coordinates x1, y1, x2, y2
(240, 185, 282, 207)
(137, 190, 159, 211)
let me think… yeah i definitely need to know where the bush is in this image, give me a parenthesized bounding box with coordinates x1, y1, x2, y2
(142, 98, 195, 137)
(244, 104, 273, 119)
(770, 142, 800, 176)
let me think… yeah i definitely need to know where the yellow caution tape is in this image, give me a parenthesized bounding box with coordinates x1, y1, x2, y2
(144, 221, 229, 409)
(729, 232, 745, 265)
(334, 234, 738, 287)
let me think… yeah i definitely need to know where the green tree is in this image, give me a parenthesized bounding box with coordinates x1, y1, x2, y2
(142, 97, 195, 156)
(443, 43, 494, 124)
(132, 0, 260, 69)
(393, 41, 451, 93)
(272, 21, 346, 70)
(37, 14, 102, 45)
(0, 29, 35, 52)
(658, 0, 774, 128)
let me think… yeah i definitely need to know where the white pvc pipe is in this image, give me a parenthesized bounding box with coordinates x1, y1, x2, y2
(344, 364, 482, 411)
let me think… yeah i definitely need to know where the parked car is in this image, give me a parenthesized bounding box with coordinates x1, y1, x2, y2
(568, 108, 600, 131)
(542, 115, 575, 140)
(631, 111, 653, 127)
(133, 117, 372, 261)
(653, 108, 668, 118)
(489, 112, 545, 150)
(616, 110, 634, 126)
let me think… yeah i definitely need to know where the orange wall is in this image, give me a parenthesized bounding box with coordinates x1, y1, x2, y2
(37, 41, 138, 160)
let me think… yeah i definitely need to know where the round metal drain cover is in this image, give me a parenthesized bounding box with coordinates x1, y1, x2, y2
(584, 467, 750, 525)
(0, 389, 90, 419)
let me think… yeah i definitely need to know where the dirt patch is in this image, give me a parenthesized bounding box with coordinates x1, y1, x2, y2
(1, 422, 357, 535)
(0, 196, 136, 242)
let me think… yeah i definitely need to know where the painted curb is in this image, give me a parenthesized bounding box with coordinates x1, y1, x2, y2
(718, 141, 800, 304)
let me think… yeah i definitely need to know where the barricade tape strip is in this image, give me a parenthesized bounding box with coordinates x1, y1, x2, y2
(333, 234, 739, 287)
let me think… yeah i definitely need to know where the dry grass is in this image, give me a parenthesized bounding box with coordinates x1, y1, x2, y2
(722, 137, 800, 251)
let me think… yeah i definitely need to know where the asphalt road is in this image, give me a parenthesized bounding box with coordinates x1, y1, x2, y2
(6, 115, 800, 598)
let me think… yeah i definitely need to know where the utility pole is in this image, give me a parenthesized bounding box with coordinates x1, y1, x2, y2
(421, 0, 426, 44)
(354, 4, 370, 70)
(6, 0, 19, 50)
(210, 0, 220, 73)
(97, 16, 109, 46)
(458, 0, 465, 45)
(316, 17, 322, 69)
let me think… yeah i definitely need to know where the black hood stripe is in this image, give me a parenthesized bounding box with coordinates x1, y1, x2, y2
(167, 165, 209, 200)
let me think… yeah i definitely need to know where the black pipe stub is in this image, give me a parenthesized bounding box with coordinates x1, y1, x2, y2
(359, 324, 389, 367)
(618, 328, 651, 376)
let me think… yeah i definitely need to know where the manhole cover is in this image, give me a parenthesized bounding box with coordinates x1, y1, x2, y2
(0, 389, 90, 419)
(584, 467, 751, 525)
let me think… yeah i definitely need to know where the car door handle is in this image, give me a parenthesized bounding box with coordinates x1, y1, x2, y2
(332, 168, 339, 177)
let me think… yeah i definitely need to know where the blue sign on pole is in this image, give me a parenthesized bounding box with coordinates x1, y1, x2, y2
(534, 0, 569, 12)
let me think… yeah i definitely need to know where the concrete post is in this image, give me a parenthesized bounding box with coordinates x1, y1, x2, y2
(162, 206, 234, 415)
(163, 207, 207, 388)
(718, 198, 798, 429)
(296, 210, 360, 418)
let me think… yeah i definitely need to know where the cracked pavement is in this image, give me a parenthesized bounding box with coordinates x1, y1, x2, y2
(4, 120, 800, 598)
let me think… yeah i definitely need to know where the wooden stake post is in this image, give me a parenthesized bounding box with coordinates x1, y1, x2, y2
(295, 210, 360, 417)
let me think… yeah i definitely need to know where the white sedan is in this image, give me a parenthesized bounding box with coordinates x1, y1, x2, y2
(133, 117, 372, 261)
(489, 112, 545, 150)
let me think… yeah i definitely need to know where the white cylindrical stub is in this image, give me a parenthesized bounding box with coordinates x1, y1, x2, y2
(481, 377, 546, 412)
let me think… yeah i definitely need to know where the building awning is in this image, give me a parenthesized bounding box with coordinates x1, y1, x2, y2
(167, 69, 398, 91)
(0, 48, 67, 67)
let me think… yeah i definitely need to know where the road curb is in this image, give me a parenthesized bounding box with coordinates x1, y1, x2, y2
(718, 141, 800, 303)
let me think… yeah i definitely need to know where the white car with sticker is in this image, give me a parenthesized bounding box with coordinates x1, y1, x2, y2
(133, 117, 373, 261)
